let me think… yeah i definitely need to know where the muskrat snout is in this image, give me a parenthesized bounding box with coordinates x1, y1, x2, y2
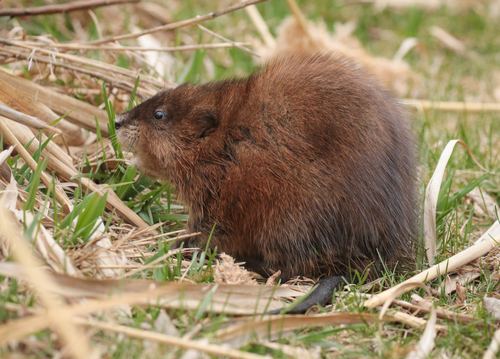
(114, 115, 124, 130)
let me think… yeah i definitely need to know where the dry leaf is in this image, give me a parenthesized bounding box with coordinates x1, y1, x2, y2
(443, 272, 480, 295)
(467, 187, 499, 219)
(484, 296, 500, 320)
(455, 282, 467, 306)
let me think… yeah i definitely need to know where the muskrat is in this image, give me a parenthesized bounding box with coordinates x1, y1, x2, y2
(115, 53, 418, 313)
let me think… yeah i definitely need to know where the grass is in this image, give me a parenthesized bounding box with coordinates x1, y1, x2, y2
(1, 0, 500, 358)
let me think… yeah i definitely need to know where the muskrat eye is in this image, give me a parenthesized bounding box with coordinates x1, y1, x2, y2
(154, 111, 166, 120)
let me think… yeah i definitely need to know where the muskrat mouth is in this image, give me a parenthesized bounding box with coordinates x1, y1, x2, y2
(117, 134, 140, 155)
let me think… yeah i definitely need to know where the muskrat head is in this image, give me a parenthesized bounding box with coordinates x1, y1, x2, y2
(115, 83, 220, 182)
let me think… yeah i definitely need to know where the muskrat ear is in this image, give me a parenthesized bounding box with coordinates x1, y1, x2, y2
(199, 111, 218, 138)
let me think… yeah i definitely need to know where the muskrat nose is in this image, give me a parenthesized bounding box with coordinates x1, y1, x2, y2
(115, 115, 123, 130)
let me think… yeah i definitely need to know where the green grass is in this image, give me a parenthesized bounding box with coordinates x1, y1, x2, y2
(1, 0, 500, 358)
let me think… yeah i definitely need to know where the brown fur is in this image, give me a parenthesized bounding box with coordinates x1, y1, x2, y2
(116, 53, 418, 281)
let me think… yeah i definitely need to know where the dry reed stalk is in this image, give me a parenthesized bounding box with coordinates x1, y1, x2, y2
(391, 297, 477, 325)
(0, 118, 73, 209)
(0, 104, 62, 134)
(402, 99, 500, 112)
(215, 313, 395, 343)
(364, 221, 500, 308)
(411, 294, 477, 325)
(0, 69, 109, 135)
(0, 276, 301, 343)
(0, 47, 159, 97)
(120, 250, 183, 278)
(131, 231, 200, 245)
(386, 309, 444, 333)
(0, 39, 168, 89)
(0, 208, 93, 359)
(0, 38, 164, 87)
(0, 116, 147, 227)
(0, 76, 86, 146)
(285, 0, 314, 44)
(18, 42, 252, 52)
(1, 117, 74, 168)
(54, 154, 149, 228)
(245, 5, 276, 48)
(74, 318, 266, 359)
(86, 0, 268, 45)
(0, 0, 140, 17)
(197, 25, 260, 57)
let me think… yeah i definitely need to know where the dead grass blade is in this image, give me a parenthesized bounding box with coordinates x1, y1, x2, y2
(86, 0, 269, 45)
(0, 162, 79, 274)
(262, 342, 320, 359)
(468, 187, 499, 219)
(364, 221, 500, 308)
(0, 315, 53, 346)
(424, 140, 491, 263)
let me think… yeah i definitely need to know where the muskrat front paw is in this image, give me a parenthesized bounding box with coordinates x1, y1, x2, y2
(170, 230, 201, 250)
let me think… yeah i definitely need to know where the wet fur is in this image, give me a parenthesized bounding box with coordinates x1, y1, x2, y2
(116, 53, 418, 283)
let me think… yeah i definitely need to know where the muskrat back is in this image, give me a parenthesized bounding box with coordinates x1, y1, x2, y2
(116, 52, 418, 299)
